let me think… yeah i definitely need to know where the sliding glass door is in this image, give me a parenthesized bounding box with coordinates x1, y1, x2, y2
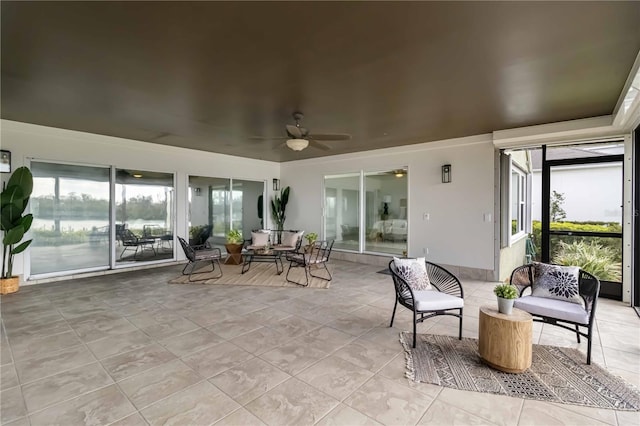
(30, 162, 110, 275)
(324, 169, 408, 255)
(189, 176, 264, 251)
(115, 169, 175, 263)
(324, 174, 360, 251)
(541, 144, 624, 299)
(364, 170, 408, 256)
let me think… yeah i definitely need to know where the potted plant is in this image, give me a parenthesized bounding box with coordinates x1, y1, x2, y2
(226, 229, 243, 245)
(224, 228, 244, 265)
(270, 186, 290, 244)
(189, 224, 206, 245)
(494, 282, 518, 315)
(1, 166, 34, 295)
(303, 232, 317, 253)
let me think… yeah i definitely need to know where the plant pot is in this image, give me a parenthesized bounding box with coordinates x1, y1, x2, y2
(224, 243, 243, 265)
(497, 297, 514, 315)
(0, 276, 19, 295)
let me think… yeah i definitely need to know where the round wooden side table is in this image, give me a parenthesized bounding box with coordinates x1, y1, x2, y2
(478, 305, 533, 373)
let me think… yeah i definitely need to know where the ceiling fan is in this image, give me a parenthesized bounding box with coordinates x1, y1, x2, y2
(252, 111, 351, 151)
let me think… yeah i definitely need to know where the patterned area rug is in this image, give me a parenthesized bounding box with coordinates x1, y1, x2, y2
(169, 262, 331, 288)
(400, 332, 640, 411)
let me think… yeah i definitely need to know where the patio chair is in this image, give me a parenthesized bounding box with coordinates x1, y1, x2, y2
(285, 239, 333, 286)
(388, 259, 464, 348)
(178, 236, 223, 281)
(119, 229, 156, 259)
(510, 263, 600, 364)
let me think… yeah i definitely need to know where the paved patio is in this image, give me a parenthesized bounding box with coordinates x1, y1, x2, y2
(1, 259, 638, 425)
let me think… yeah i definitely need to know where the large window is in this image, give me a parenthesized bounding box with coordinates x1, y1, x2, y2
(324, 169, 407, 256)
(30, 162, 110, 276)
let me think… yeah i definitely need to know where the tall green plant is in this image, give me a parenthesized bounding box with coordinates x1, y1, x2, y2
(1, 167, 34, 279)
(257, 194, 264, 229)
(271, 186, 290, 243)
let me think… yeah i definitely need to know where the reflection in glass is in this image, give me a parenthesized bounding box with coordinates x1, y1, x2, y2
(324, 169, 408, 256)
(324, 174, 360, 251)
(116, 169, 174, 263)
(30, 162, 110, 275)
(364, 170, 407, 255)
(189, 176, 263, 251)
(511, 169, 525, 236)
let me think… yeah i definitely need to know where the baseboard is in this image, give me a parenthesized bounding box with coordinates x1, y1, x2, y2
(332, 250, 496, 281)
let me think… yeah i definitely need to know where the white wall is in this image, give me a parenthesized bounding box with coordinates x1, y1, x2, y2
(281, 135, 496, 271)
(531, 163, 622, 223)
(0, 120, 279, 280)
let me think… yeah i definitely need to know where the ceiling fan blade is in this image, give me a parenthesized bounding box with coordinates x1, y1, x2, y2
(307, 133, 351, 141)
(309, 139, 331, 151)
(274, 141, 287, 150)
(286, 124, 303, 139)
(248, 136, 287, 141)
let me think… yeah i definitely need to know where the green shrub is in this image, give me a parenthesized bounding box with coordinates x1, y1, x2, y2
(552, 240, 622, 282)
(189, 225, 207, 239)
(530, 221, 621, 263)
(32, 229, 88, 246)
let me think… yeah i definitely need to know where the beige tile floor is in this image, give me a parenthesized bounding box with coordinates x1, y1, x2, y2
(1, 260, 638, 426)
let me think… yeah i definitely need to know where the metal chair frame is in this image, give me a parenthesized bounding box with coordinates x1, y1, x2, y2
(119, 229, 156, 259)
(388, 259, 464, 348)
(178, 236, 223, 281)
(510, 263, 600, 364)
(285, 240, 334, 286)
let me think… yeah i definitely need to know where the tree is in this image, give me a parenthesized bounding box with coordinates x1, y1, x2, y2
(551, 190, 567, 222)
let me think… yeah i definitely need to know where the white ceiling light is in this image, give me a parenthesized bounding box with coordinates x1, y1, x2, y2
(286, 138, 309, 151)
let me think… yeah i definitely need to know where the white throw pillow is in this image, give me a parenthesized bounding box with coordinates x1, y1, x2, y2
(531, 263, 583, 306)
(393, 257, 431, 291)
(251, 231, 270, 247)
(281, 231, 303, 248)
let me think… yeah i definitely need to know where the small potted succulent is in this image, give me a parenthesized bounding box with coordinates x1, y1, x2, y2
(494, 282, 518, 315)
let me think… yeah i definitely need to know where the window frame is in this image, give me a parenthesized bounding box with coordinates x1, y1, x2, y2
(510, 164, 528, 242)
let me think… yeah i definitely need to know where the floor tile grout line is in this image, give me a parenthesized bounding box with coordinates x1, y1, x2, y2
(23, 382, 116, 419)
(2, 261, 637, 425)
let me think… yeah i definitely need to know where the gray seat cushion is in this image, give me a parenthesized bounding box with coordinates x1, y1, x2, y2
(514, 295, 589, 324)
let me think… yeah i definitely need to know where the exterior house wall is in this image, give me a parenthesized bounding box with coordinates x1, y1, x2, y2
(499, 237, 528, 282)
(0, 120, 280, 282)
(281, 135, 497, 277)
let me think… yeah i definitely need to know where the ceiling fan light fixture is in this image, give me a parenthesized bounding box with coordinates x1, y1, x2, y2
(286, 138, 309, 151)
